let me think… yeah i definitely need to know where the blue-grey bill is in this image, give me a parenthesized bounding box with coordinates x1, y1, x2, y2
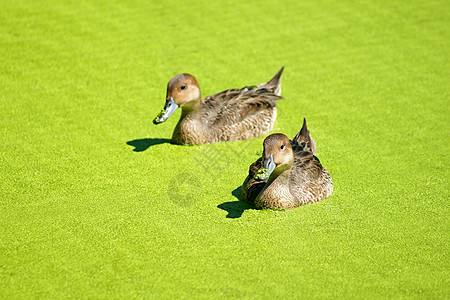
(254, 155, 275, 180)
(153, 97, 179, 124)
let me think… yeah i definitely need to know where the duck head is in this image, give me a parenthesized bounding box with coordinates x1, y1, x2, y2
(153, 73, 201, 124)
(254, 133, 294, 180)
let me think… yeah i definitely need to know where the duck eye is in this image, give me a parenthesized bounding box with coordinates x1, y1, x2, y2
(180, 85, 186, 90)
(280, 144, 285, 150)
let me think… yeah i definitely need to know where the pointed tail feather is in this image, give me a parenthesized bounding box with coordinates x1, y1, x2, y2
(264, 66, 284, 96)
(293, 118, 317, 156)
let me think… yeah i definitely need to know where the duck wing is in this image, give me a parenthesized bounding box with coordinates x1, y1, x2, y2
(291, 149, 323, 180)
(200, 85, 282, 126)
(289, 118, 329, 204)
(200, 67, 284, 127)
(288, 148, 326, 204)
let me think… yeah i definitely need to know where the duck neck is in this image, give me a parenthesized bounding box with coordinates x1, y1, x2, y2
(266, 164, 291, 185)
(180, 97, 201, 118)
(172, 96, 203, 145)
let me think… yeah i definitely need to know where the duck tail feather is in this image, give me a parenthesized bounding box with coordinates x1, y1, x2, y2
(265, 66, 284, 96)
(293, 118, 317, 156)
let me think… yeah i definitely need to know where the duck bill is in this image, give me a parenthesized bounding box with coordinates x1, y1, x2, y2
(254, 155, 275, 180)
(153, 97, 179, 124)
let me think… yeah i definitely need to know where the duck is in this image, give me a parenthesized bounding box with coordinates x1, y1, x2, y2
(153, 67, 284, 145)
(242, 118, 333, 210)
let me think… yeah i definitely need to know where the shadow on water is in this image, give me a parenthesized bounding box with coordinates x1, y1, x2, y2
(126, 138, 171, 152)
(217, 186, 253, 219)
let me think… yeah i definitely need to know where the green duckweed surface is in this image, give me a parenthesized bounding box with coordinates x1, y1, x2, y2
(1, 0, 448, 298)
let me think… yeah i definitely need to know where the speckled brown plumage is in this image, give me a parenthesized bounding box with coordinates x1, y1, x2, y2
(242, 119, 333, 210)
(154, 67, 284, 145)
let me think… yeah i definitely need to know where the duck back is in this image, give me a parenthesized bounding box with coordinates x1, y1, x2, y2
(288, 146, 333, 205)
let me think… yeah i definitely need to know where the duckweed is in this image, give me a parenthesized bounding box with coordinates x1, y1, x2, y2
(254, 168, 271, 180)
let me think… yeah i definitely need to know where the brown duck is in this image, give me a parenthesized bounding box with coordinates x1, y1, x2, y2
(242, 119, 333, 210)
(153, 67, 284, 145)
